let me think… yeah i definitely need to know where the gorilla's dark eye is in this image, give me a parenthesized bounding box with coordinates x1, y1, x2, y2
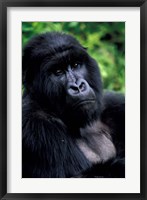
(71, 63, 80, 69)
(73, 63, 78, 67)
(54, 69, 63, 76)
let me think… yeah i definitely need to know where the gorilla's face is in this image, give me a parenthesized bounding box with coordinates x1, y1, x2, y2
(23, 32, 102, 127)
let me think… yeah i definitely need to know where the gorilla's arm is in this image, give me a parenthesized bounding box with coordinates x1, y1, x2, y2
(22, 96, 91, 178)
(75, 158, 125, 178)
(101, 92, 125, 157)
(22, 112, 68, 178)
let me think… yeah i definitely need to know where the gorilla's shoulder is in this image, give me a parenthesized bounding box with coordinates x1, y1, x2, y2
(22, 93, 65, 127)
(102, 91, 125, 109)
(22, 93, 50, 121)
(101, 91, 125, 134)
(101, 91, 125, 115)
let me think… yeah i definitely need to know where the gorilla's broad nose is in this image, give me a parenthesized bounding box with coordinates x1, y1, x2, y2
(67, 79, 89, 96)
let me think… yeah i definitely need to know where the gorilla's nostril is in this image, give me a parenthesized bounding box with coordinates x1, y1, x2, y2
(79, 82, 86, 92)
(71, 85, 79, 92)
(69, 85, 79, 94)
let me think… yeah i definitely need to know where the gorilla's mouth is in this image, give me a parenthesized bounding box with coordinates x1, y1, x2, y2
(72, 99, 96, 109)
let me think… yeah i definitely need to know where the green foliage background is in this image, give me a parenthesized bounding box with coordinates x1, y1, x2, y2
(22, 22, 125, 92)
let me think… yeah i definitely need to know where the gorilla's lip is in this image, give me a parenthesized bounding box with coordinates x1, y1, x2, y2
(72, 99, 96, 109)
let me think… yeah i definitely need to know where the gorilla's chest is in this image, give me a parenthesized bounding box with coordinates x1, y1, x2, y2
(76, 122, 116, 164)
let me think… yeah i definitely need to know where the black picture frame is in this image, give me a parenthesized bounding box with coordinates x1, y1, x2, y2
(0, 0, 146, 199)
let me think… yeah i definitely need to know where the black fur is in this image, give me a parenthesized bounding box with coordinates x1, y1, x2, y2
(22, 32, 125, 178)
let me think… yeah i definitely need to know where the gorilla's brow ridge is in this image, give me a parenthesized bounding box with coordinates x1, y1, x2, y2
(43, 46, 87, 70)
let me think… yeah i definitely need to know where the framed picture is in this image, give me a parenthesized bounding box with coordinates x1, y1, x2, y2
(0, 0, 146, 199)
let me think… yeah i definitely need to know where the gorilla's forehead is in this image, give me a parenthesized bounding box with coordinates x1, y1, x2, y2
(43, 46, 88, 66)
(55, 46, 87, 61)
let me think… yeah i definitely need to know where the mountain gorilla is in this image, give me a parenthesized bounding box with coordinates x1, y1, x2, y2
(22, 32, 125, 178)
